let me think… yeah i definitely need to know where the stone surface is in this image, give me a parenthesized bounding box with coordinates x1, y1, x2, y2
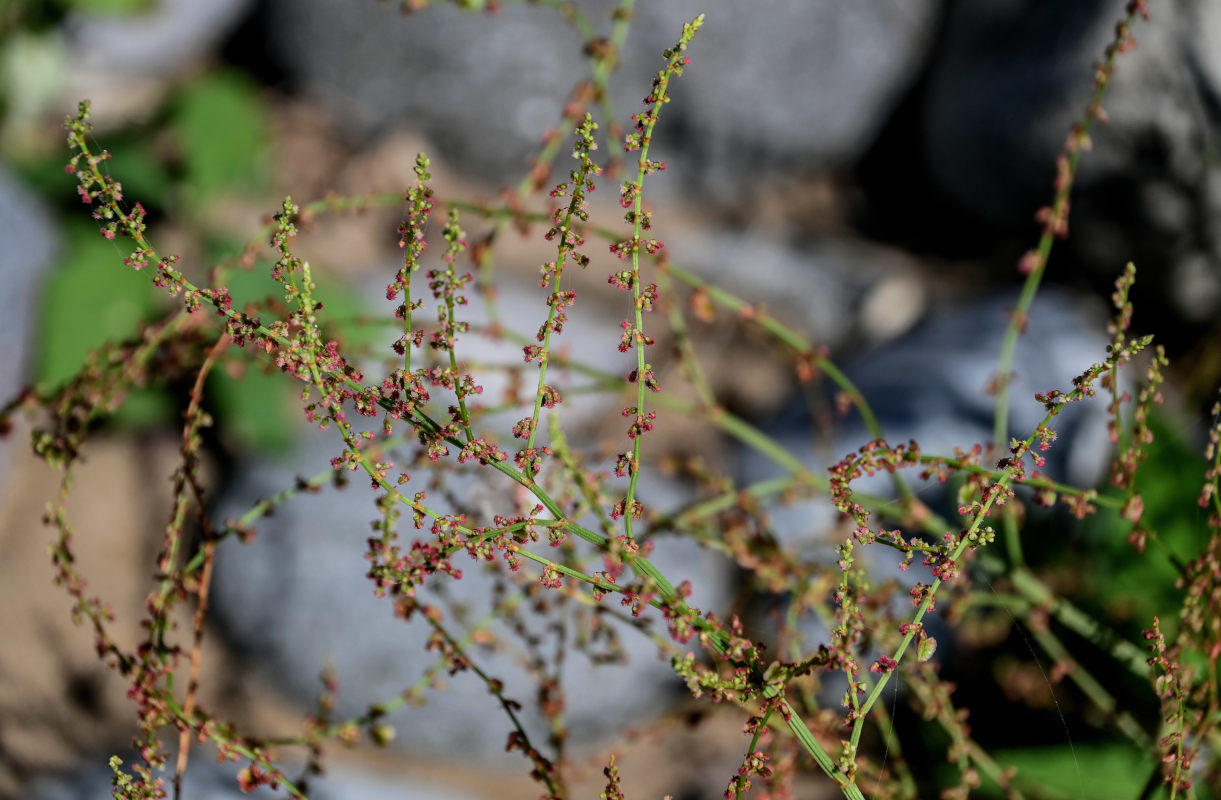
(355, 272, 638, 435)
(0, 168, 55, 476)
(629, 0, 941, 199)
(62, 0, 253, 124)
(265, 1, 597, 182)
(734, 288, 1119, 692)
(211, 434, 732, 760)
(671, 232, 927, 351)
(266, 0, 939, 196)
(65, 0, 251, 76)
(923, 0, 1122, 227)
(920, 0, 1221, 319)
(740, 288, 1117, 555)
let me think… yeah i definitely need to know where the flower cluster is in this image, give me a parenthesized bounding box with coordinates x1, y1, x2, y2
(22, 5, 1221, 800)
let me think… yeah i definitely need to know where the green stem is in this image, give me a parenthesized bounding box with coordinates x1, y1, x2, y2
(990, 2, 1148, 452)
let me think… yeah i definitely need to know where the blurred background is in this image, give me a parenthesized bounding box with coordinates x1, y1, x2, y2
(1, 1, 1219, 798)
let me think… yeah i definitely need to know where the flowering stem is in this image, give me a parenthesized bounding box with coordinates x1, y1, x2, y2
(523, 114, 600, 477)
(658, 260, 920, 516)
(425, 615, 567, 797)
(850, 341, 1150, 754)
(615, 16, 704, 540)
(991, 1, 1151, 456)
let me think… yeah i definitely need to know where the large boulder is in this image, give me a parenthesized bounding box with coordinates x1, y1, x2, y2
(920, 0, 1221, 322)
(266, 0, 941, 198)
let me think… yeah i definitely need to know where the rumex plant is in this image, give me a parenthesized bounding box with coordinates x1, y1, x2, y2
(4, 0, 1221, 798)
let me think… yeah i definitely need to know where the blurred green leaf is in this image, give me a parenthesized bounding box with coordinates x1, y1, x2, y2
(103, 136, 174, 209)
(62, 0, 154, 15)
(213, 252, 279, 308)
(1083, 411, 1208, 625)
(3, 0, 156, 32)
(979, 741, 1160, 799)
(0, 31, 65, 129)
(36, 220, 162, 386)
(174, 70, 268, 203)
(9, 148, 76, 197)
(110, 386, 175, 429)
(208, 360, 296, 454)
(314, 281, 390, 353)
(202, 272, 382, 453)
(197, 239, 294, 454)
(204, 236, 383, 452)
(10, 130, 170, 206)
(220, 252, 387, 353)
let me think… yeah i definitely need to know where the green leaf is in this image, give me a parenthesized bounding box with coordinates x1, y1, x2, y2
(978, 741, 1162, 800)
(916, 632, 937, 662)
(174, 70, 268, 203)
(314, 281, 390, 353)
(220, 249, 387, 353)
(208, 360, 297, 454)
(1082, 411, 1207, 626)
(101, 136, 173, 210)
(0, 32, 65, 122)
(64, 0, 156, 15)
(36, 221, 162, 386)
(12, 130, 170, 208)
(216, 253, 280, 308)
(110, 386, 175, 430)
(202, 238, 380, 452)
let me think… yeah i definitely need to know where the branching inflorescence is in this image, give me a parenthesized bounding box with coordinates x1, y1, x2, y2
(8, 1, 1221, 798)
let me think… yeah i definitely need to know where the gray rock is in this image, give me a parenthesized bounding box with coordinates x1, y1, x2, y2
(65, 0, 252, 77)
(0, 168, 56, 473)
(845, 289, 1114, 488)
(923, 0, 1122, 227)
(62, 0, 253, 123)
(212, 436, 730, 760)
(1189, 0, 1221, 97)
(629, 0, 941, 199)
(921, 0, 1221, 318)
(267, 0, 939, 196)
(671, 232, 927, 351)
(266, 2, 601, 182)
(1171, 253, 1221, 322)
(355, 274, 637, 436)
(740, 288, 1117, 556)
